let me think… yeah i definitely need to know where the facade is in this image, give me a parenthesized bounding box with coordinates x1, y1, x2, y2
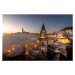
(39, 23, 48, 56)
(58, 38, 70, 44)
(65, 29, 72, 34)
(48, 39, 54, 45)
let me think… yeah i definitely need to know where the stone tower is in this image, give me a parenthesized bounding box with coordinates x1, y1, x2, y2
(39, 23, 47, 56)
(22, 28, 24, 33)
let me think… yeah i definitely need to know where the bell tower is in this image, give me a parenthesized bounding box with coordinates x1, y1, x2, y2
(39, 23, 47, 56)
(22, 28, 24, 33)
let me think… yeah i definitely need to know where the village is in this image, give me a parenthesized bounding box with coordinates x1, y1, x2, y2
(3, 23, 73, 60)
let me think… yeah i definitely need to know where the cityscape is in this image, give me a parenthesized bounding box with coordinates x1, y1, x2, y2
(3, 15, 73, 61)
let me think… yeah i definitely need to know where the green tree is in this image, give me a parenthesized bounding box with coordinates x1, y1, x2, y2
(41, 42, 44, 47)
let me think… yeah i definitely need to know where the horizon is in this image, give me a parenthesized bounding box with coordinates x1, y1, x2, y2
(3, 26, 73, 34)
(3, 15, 73, 33)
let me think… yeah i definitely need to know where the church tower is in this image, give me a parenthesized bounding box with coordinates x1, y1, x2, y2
(22, 28, 24, 33)
(39, 23, 47, 56)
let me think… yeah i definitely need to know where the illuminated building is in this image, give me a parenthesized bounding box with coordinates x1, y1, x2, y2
(58, 39, 70, 44)
(39, 23, 47, 56)
(47, 34, 54, 37)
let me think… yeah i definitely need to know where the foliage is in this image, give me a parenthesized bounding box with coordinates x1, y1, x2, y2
(41, 42, 44, 47)
(62, 27, 72, 30)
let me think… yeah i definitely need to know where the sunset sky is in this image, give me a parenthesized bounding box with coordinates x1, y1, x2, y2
(2, 15, 73, 33)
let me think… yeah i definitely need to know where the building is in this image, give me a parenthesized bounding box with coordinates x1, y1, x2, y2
(39, 23, 48, 56)
(58, 38, 70, 44)
(22, 28, 29, 34)
(22, 28, 24, 33)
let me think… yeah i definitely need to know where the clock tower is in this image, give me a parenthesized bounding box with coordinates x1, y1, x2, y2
(39, 23, 47, 56)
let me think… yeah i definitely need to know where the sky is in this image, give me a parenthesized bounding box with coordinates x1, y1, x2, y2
(2, 15, 73, 33)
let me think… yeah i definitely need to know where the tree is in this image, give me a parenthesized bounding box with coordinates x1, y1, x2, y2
(41, 42, 44, 47)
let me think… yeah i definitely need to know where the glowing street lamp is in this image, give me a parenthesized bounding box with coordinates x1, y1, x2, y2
(37, 40, 39, 43)
(34, 44, 37, 48)
(26, 52, 29, 55)
(12, 48, 15, 50)
(25, 44, 27, 48)
(8, 50, 11, 53)
(37, 50, 39, 53)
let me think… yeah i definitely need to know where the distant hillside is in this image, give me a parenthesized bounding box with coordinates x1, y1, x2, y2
(3, 32, 39, 57)
(62, 27, 73, 30)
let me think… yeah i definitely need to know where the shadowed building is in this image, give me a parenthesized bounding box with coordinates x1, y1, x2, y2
(22, 28, 24, 33)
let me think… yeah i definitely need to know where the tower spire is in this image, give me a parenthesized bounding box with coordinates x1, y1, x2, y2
(39, 23, 47, 56)
(41, 23, 45, 30)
